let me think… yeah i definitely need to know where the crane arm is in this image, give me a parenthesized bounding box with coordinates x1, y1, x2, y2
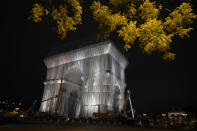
(41, 95, 58, 103)
(122, 90, 134, 119)
(54, 78, 64, 115)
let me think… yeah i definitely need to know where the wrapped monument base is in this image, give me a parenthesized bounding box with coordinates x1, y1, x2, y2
(40, 40, 128, 118)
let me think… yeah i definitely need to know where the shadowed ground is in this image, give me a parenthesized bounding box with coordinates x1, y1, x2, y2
(0, 124, 196, 131)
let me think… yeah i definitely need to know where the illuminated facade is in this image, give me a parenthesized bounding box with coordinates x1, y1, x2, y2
(40, 40, 128, 118)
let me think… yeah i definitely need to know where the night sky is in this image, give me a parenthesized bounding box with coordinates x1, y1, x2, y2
(1, 0, 197, 113)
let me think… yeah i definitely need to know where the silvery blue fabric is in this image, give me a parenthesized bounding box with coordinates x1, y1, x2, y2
(40, 40, 128, 118)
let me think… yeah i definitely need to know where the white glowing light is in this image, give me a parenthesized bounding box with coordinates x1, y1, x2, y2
(19, 114, 24, 118)
(93, 81, 96, 86)
(81, 76, 84, 81)
(15, 108, 20, 111)
(107, 72, 110, 77)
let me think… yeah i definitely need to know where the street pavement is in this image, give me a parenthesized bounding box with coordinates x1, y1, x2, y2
(0, 124, 196, 131)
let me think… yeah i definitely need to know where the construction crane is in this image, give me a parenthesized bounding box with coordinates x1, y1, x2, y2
(27, 95, 59, 114)
(122, 90, 134, 119)
(25, 78, 64, 117)
(54, 77, 64, 115)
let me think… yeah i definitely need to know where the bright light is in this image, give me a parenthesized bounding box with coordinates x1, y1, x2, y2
(15, 108, 20, 111)
(19, 114, 24, 118)
(81, 76, 84, 81)
(93, 81, 96, 86)
(143, 113, 147, 116)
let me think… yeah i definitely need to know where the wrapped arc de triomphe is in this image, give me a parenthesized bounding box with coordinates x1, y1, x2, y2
(40, 40, 128, 118)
